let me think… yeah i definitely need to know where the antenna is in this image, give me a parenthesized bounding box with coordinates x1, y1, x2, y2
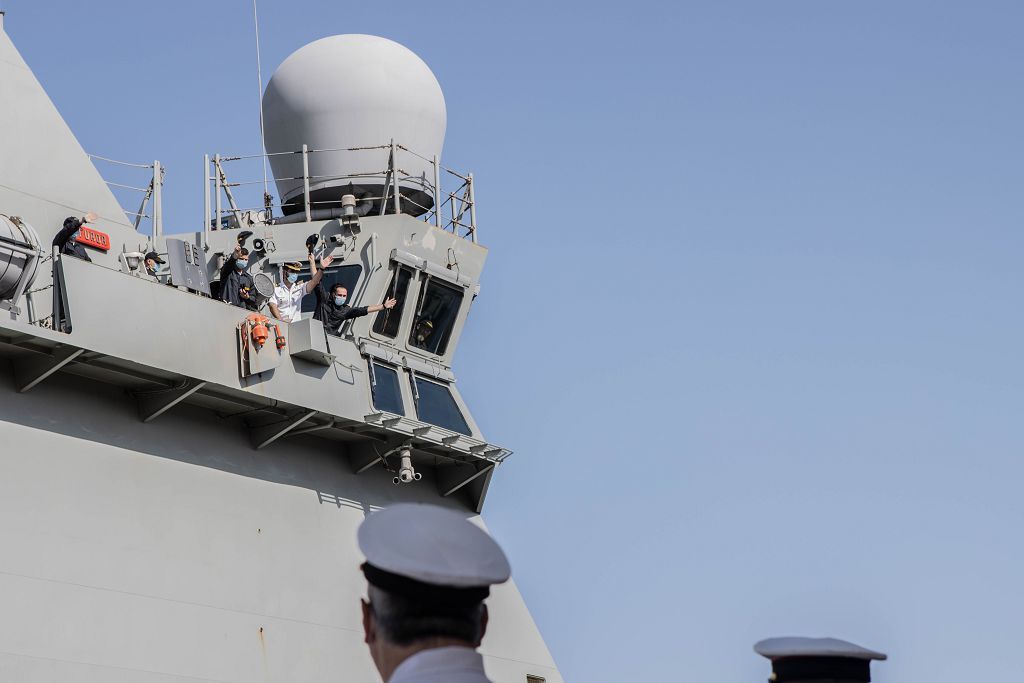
(251, 0, 269, 204)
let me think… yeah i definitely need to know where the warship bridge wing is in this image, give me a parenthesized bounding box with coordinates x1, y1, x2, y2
(0, 250, 509, 512)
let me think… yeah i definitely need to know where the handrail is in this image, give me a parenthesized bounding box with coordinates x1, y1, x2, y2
(87, 153, 154, 169)
(90, 153, 163, 235)
(204, 141, 477, 243)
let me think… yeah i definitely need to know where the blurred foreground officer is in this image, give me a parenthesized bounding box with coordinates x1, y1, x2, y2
(755, 637, 887, 683)
(357, 504, 511, 683)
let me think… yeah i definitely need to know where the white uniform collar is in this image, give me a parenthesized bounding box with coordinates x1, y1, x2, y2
(389, 646, 487, 682)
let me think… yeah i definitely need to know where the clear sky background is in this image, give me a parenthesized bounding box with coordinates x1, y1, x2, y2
(5, 1, 1024, 681)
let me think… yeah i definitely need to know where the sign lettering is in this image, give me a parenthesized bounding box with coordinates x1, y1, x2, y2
(77, 226, 111, 251)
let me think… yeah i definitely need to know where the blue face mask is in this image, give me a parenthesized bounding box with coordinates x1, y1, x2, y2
(334, 295, 347, 306)
(287, 273, 298, 284)
(235, 259, 247, 269)
(71, 230, 81, 241)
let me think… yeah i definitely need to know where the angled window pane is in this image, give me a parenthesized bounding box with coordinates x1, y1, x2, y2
(373, 266, 413, 338)
(414, 376, 470, 435)
(370, 362, 404, 415)
(409, 277, 463, 356)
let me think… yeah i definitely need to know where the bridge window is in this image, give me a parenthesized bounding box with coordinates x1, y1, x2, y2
(301, 264, 362, 313)
(409, 277, 462, 356)
(369, 362, 404, 415)
(372, 266, 413, 338)
(413, 376, 470, 435)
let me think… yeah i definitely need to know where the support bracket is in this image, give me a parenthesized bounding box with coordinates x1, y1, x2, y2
(353, 450, 385, 474)
(250, 409, 317, 450)
(136, 379, 208, 423)
(437, 462, 495, 498)
(349, 440, 410, 475)
(290, 419, 336, 437)
(15, 346, 83, 393)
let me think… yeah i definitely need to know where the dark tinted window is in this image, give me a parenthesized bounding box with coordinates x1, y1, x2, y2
(409, 278, 463, 356)
(300, 264, 362, 313)
(370, 362, 404, 415)
(372, 266, 413, 338)
(414, 376, 470, 435)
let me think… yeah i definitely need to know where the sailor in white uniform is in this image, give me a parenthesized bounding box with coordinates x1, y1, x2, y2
(268, 252, 334, 323)
(754, 636, 887, 683)
(357, 503, 511, 683)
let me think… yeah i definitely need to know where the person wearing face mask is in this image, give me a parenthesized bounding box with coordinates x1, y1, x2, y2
(144, 251, 166, 277)
(313, 279, 397, 336)
(268, 252, 335, 323)
(219, 247, 257, 309)
(52, 213, 97, 262)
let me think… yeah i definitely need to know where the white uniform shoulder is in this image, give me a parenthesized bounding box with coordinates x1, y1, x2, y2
(389, 646, 492, 683)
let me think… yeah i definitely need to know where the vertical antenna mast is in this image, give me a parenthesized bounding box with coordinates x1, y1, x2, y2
(252, 0, 269, 203)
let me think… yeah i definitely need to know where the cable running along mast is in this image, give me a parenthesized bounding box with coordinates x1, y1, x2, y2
(252, 0, 270, 208)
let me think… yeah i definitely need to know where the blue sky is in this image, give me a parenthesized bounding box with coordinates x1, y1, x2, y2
(6, 1, 1024, 681)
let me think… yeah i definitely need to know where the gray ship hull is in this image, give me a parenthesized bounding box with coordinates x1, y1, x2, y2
(0, 15, 561, 682)
(0, 372, 561, 682)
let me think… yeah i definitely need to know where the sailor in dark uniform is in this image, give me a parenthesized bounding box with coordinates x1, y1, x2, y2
(313, 281, 395, 336)
(52, 212, 97, 262)
(754, 636, 887, 683)
(357, 504, 511, 683)
(144, 251, 165, 277)
(220, 247, 256, 309)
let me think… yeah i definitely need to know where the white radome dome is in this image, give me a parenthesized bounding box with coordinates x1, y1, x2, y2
(262, 34, 447, 216)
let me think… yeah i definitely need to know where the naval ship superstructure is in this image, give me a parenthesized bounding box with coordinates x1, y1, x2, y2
(0, 17, 561, 682)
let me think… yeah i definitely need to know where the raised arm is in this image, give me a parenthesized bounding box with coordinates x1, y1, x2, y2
(220, 245, 242, 282)
(305, 253, 334, 294)
(52, 218, 80, 249)
(365, 298, 398, 315)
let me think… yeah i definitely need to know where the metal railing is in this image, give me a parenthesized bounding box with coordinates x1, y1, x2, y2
(88, 154, 164, 236)
(203, 141, 477, 245)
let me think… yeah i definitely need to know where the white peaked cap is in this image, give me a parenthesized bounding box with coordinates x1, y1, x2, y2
(754, 637, 887, 661)
(755, 637, 887, 683)
(358, 504, 511, 592)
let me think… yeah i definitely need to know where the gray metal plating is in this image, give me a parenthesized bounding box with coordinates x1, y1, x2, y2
(0, 18, 560, 682)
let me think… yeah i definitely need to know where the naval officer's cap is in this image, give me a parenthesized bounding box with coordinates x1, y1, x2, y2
(358, 503, 511, 607)
(754, 637, 887, 682)
(283, 261, 303, 272)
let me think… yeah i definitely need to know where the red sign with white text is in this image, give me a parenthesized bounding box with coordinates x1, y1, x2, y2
(77, 226, 111, 251)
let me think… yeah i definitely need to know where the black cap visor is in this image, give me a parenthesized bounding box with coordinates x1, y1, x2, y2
(362, 562, 490, 608)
